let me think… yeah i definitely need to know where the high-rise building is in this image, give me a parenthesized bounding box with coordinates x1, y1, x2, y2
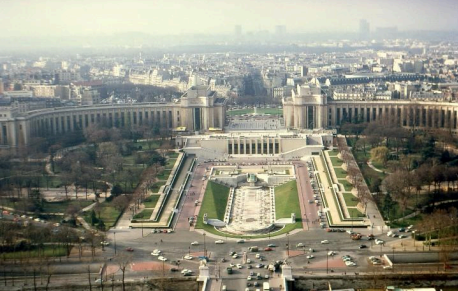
(359, 19, 370, 40)
(234, 25, 242, 39)
(0, 78, 4, 95)
(275, 25, 286, 37)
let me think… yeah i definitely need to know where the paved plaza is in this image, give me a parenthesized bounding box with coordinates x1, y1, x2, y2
(224, 186, 274, 234)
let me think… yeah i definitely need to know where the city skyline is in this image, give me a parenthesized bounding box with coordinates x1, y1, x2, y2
(2, 0, 457, 39)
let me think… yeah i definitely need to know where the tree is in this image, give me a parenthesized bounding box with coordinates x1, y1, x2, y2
(115, 253, 133, 291)
(112, 195, 129, 212)
(370, 146, 389, 167)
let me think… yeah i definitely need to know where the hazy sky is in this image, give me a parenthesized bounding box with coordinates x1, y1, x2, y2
(2, 0, 457, 38)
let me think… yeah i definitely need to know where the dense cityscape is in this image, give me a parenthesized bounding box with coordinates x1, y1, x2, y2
(1, 1, 458, 291)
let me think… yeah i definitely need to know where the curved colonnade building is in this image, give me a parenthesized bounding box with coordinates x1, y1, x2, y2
(1, 83, 458, 148)
(0, 85, 226, 148)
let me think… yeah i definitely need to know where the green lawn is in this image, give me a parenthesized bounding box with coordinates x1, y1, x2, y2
(226, 109, 254, 116)
(42, 200, 93, 213)
(334, 168, 347, 179)
(330, 157, 343, 166)
(343, 193, 359, 207)
(150, 181, 166, 192)
(329, 150, 339, 156)
(165, 158, 177, 169)
(274, 181, 302, 226)
(348, 208, 365, 218)
(2, 245, 68, 259)
(133, 209, 154, 219)
(166, 152, 179, 159)
(195, 181, 230, 229)
(156, 170, 172, 180)
(134, 140, 161, 150)
(83, 201, 122, 229)
(143, 195, 160, 208)
(339, 179, 353, 192)
(227, 108, 283, 116)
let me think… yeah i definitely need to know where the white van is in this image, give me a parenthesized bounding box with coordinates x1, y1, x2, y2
(387, 231, 394, 237)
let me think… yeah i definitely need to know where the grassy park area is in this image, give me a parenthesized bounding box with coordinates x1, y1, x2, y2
(133, 208, 154, 219)
(143, 195, 160, 208)
(195, 181, 230, 229)
(227, 108, 282, 116)
(274, 181, 302, 229)
(83, 200, 122, 228)
(343, 193, 359, 207)
(2, 245, 69, 259)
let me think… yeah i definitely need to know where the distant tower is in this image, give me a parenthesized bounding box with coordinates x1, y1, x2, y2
(234, 25, 242, 39)
(359, 19, 370, 40)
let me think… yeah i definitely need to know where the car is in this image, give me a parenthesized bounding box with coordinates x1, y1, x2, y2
(328, 251, 336, 256)
(170, 268, 179, 272)
(372, 261, 382, 265)
(100, 241, 109, 246)
(309, 248, 315, 252)
(267, 244, 276, 247)
(383, 265, 393, 270)
(359, 244, 367, 249)
(250, 271, 254, 276)
(181, 269, 192, 274)
(255, 264, 264, 268)
(158, 256, 167, 261)
(345, 261, 357, 266)
(229, 263, 235, 268)
(167, 229, 174, 233)
(247, 259, 252, 264)
(215, 240, 224, 244)
(346, 230, 355, 235)
(321, 240, 329, 244)
(264, 274, 269, 279)
(125, 247, 134, 252)
(343, 257, 352, 262)
(254, 282, 259, 287)
(183, 272, 193, 276)
(247, 276, 252, 281)
(375, 239, 385, 245)
(255, 253, 261, 259)
(306, 255, 314, 259)
(264, 247, 273, 251)
(237, 239, 245, 243)
(151, 249, 162, 256)
(237, 264, 243, 269)
(184, 255, 193, 260)
(232, 254, 238, 259)
(191, 241, 199, 245)
(296, 243, 304, 248)
(398, 228, 405, 232)
(399, 235, 407, 239)
(247, 264, 252, 269)
(229, 251, 236, 256)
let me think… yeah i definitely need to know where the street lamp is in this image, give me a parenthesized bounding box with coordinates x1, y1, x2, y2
(203, 233, 206, 257)
(286, 232, 290, 258)
(326, 248, 329, 274)
(114, 231, 117, 255)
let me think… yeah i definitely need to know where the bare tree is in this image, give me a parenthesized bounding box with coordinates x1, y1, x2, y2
(115, 253, 133, 291)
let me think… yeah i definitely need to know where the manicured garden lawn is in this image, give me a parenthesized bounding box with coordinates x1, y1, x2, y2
(343, 193, 359, 207)
(348, 208, 365, 218)
(275, 181, 302, 230)
(339, 179, 353, 192)
(330, 157, 343, 166)
(133, 208, 154, 219)
(166, 152, 179, 158)
(165, 158, 177, 169)
(134, 140, 161, 150)
(256, 108, 282, 115)
(195, 181, 230, 229)
(150, 181, 166, 192)
(2, 245, 68, 259)
(334, 168, 347, 179)
(227, 109, 253, 116)
(143, 195, 160, 208)
(157, 170, 172, 180)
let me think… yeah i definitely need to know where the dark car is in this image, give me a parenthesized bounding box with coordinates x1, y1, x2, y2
(125, 247, 134, 252)
(359, 245, 367, 249)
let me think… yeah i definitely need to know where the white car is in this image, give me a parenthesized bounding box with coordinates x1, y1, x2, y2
(375, 239, 385, 245)
(247, 259, 252, 264)
(321, 240, 329, 244)
(236, 264, 243, 269)
(184, 255, 193, 260)
(247, 276, 252, 281)
(237, 239, 245, 243)
(191, 241, 199, 246)
(255, 253, 261, 259)
(328, 251, 336, 256)
(181, 269, 192, 274)
(296, 243, 304, 248)
(306, 255, 314, 259)
(215, 240, 225, 244)
(345, 261, 356, 266)
(151, 249, 162, 256)
(100, 241, 110, 246)
(158, 256, 167, 261)
(232, 254, 238, 259)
